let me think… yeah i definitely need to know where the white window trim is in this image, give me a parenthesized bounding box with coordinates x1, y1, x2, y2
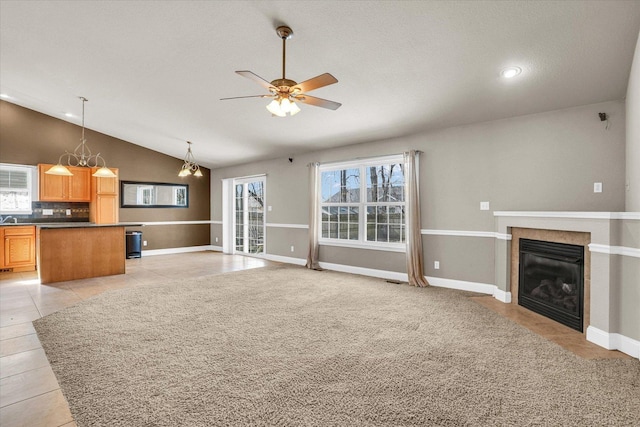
(0, 163, 36, 215)
(318, 154, 406, 253)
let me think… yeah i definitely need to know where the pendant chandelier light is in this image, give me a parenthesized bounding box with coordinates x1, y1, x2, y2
(46, 97, 116, 177)
(178, 141, 203, 177)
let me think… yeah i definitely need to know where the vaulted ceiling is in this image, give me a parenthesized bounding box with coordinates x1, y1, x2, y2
(1, 1, 639, 168)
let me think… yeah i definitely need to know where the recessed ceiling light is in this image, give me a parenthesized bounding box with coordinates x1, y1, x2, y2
(501, 67, 522, 79)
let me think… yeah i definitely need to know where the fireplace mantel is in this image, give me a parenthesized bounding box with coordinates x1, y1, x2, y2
(492, 211, 639, 358)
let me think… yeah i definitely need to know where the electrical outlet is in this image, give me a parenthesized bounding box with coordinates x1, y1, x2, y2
(594, 182, 602, 193)
(480, 201, 490, 211)
(290, 245, 295, 252)
(66, 209, 71, 216)
(143, 240, 148, 247)
(43, 209, 53, 215)
(434, 261, 440, 269)
(215, 237, 219, 243)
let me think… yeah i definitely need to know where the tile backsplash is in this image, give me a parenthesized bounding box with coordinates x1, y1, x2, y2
(13, 202, 90, 223)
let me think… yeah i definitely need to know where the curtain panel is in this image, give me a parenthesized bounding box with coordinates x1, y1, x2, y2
(404, 151, 429, 287)
(306, 162, 321, 270)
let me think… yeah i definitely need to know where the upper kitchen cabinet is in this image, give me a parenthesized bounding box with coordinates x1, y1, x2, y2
(38, 164, 91, 202)
(90, 167, 119, 224)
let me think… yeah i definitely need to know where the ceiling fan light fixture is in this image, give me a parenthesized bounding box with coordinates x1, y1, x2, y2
(280, 98, 292, 113)
(289, 101, 301, 116)
(266, 99, 286, 117)
(222, 25, 341, 114)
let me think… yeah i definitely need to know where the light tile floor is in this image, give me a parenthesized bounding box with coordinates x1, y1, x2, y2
(0, 253, 630, 426)
(0, 251, 270, 427)
(471, 295, 631, 360)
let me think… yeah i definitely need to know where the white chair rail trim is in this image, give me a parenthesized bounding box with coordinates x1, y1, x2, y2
(494, 211, 640, 220)
(120, 220, 216, 226)
(265, 223, 309, 229)
(421, 229, 512, 240)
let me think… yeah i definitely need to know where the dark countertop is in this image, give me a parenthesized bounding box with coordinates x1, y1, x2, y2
(1, 223, 142, 229)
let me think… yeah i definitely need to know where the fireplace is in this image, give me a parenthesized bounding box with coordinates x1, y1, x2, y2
(518, 239, 584, 332)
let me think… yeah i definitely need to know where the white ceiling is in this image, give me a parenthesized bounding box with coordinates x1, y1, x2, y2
(1, 1, 639, 169)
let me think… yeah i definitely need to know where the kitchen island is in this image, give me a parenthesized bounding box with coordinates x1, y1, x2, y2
(37, 223, 132, 284)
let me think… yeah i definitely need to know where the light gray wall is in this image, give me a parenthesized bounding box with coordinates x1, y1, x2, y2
(212, 100, 626, 275)
(626, 31, 640, 211)
(610, 219, 639, 340)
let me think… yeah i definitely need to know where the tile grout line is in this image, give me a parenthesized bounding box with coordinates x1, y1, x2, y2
(0, 354, 50, 381)
(0, 384, 62, 409)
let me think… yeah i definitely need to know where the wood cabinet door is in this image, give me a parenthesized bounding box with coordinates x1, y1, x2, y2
(94, 195, 118, 224)
(4, 227, 35, 268)
(0, 229, 4, 269)
(38, 164, 67, 201)
(68, 167, 91, 201)
(92, 168, 119, 195)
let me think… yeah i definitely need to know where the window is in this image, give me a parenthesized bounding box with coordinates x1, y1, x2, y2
(319, 155, 405, 251)
(0, 164, 35, 215)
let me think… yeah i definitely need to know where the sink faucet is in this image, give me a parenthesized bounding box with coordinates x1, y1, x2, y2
(0, 215, 14, 224)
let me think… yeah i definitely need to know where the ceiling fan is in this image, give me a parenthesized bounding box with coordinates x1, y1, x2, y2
(220, 26, 341, 117)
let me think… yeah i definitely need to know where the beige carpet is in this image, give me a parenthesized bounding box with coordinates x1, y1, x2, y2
(34, 265, 639, 426)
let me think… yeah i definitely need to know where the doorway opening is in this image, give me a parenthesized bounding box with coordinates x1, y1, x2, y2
(233, 177, 266, 255)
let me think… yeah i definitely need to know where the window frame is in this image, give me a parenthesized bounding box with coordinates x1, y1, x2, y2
(0, 163, 36, 215)
(318, 155, 406, 253)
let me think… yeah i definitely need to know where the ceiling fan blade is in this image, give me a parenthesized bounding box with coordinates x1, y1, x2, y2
(236, 71, 275, 90)
(292, 73, 338, 93)
(295, 95, 341, 110)
(220, 95, 272, 101)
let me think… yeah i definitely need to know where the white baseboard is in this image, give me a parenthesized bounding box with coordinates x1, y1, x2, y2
(141, 245, 216, 256)
(586, 326, 640, 359)
(493, 288, 512, 303)
(426, 276, 495, 295)
(262, 256, 504, 297)
(318, 262, 409, 282)
(263, 254, 307, 266)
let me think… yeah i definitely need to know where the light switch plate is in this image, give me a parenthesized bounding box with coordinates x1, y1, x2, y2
(434, 261, 440, 269)
(43, 209, 53, 215)
(268, 206, 273, 211)
(480, 201, 490, 211)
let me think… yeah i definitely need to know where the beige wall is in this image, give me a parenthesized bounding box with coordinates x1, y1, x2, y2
(0, 101, 211, 250)
(626, 31, 640, 211)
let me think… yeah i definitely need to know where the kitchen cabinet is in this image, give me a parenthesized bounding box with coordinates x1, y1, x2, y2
(38, 164, 91, 202)
(90, 167, 119, 224)
(38, 225, 125, 284)
(1, 226, 36, 272)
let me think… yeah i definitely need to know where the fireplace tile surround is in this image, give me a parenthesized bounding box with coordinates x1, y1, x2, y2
(493, 212, 639, 359)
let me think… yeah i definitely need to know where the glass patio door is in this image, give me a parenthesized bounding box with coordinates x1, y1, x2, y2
(234, 177, 265, 254)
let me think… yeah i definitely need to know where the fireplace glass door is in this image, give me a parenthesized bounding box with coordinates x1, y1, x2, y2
(518, 239, 584, 332)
